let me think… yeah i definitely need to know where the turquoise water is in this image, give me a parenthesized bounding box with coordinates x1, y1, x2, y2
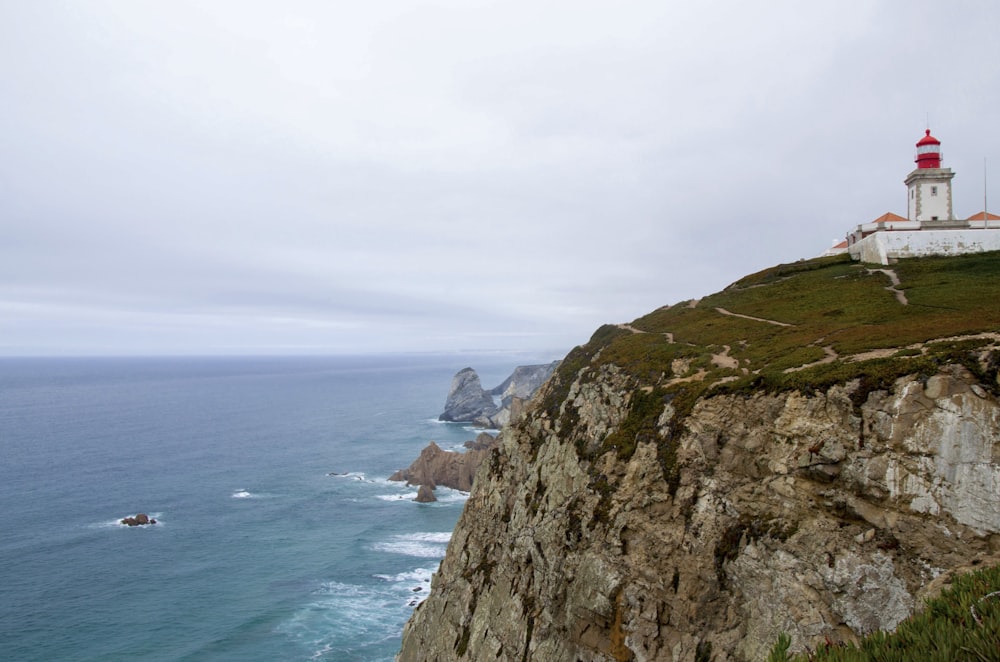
(0, 355, 537, 661)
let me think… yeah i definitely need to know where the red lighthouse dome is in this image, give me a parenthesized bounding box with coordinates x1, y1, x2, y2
(915, 129, 942, 169)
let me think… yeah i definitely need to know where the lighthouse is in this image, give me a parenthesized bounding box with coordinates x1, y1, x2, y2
(843, 125, 1000, 264)
(904, 129, 955, 222)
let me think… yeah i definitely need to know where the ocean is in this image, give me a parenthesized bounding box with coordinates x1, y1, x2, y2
(0, 354, 547, 661)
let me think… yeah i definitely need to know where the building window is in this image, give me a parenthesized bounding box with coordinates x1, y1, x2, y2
(931, 186, 938, 196)
(910, 189, 915, 198)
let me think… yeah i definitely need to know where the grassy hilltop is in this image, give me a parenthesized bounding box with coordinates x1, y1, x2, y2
(638, 250, 999, 375)
(544, 250, 1000, 427)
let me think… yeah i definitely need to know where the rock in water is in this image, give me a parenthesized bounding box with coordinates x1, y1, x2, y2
(438, 368, 498, 423)
(415, 484, 437, 503)
(121, 513, 155, 526)
(388, 437, 499, 492)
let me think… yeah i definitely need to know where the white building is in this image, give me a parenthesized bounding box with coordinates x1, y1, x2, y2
(834, 129, 1000, 265)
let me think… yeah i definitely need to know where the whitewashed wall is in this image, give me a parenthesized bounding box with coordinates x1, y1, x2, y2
(849, 229, 1000, 265)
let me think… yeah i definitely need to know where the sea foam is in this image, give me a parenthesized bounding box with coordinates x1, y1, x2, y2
(327, 471, 370, 481)
(278, 566, 438, 661)
(369, 532, 452, 558)
(376, 492, 418, 502)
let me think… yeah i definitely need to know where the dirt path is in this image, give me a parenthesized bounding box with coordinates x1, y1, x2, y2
(616, 324, 674, 343)
(868, 268, 908, 305)
(784, 345, 839, 373)
(714, 308, 793, 327)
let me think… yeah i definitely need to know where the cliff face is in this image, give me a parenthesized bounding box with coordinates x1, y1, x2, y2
(399, 363, 1000, 661)
(493, 361, 562, 406)
(398, 253, 1000, 661)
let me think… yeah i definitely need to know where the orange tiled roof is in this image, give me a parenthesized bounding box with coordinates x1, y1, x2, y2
(870, 212, 908, 224)
(967, 210, 1000, 221)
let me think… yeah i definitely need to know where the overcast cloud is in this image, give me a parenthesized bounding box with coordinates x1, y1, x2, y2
(2, 1, 998, 356)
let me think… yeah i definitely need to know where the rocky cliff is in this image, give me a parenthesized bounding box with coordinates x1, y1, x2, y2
(398, 252, 1000, 661)
(439, 362, 559, 428)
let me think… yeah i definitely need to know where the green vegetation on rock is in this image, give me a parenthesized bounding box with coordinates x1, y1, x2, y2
(768, 564, 1000, 661)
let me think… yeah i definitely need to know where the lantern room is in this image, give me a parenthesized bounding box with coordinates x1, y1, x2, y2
(915, 129, 942, 169)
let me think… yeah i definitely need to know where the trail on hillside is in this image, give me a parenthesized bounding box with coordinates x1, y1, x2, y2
(714, 307, 793, 327)
(868, 268, 909, 305)
(784, 345, 839, 373)
(616, 324, 674, 343)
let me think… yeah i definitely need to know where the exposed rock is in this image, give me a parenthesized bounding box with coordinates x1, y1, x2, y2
(398, 363, 1000, 661)
(389, 437, 500, 492)
(121, 513, 156, 526)
(394, 364, 558, 509)
(439, 368, 498, 423)
(464, 432, 499, 451)
(415, 484, 437, 503)
(492, 361, 561, 407)
(440, 363, 560, 427)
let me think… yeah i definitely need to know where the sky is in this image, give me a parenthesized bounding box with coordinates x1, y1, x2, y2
(2, 1, 999, 357)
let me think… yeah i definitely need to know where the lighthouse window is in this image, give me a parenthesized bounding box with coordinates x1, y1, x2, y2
(931, 186, 938, 196)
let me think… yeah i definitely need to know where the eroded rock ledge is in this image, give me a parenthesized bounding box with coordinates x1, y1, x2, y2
(389, 433, 502, 495)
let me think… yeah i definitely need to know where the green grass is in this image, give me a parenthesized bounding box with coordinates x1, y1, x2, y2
(769, 564, 1000, 661)
(534, 251, 1000, 495)
(599, 251, 1000, 393)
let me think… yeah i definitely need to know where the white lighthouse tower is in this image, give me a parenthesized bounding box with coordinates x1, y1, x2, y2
(904, 129, 955, 221)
